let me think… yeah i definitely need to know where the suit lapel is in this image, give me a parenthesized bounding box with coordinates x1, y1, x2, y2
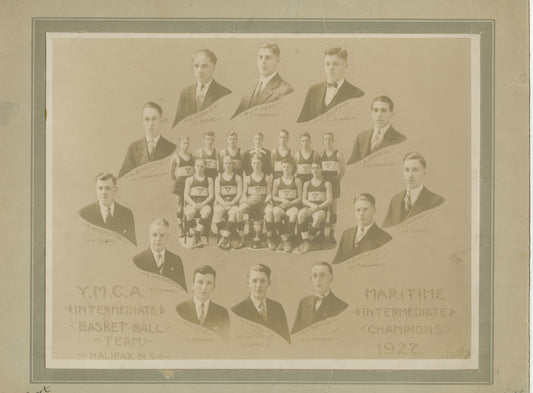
(360, 130, 372, 158)
(202, 81, 218, 110)
(316, 82, 328, 113)
(327, 81, 350, 109)
(146, 249, 159, 274)
(407, 186, 429, 218)
(256, 74, 279, 103)
(136, 138, 150, 163)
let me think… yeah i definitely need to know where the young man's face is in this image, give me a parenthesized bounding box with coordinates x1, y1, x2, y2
(311, 163, 322, 177)
(278, 132, 289, 146)
(403, 159, 426, 190)
(192, 273, 216, 302)
(281, 162, 293, 177)
(311, 265, 333, 297)
(248, 270, 270, 300)
(148, 224, 169, 253)
(204, 134, 215, 148)
(223, 156, 234, 172)
(300, 136, 311, 150)
(142, 107, 161, 137)
(195, 160, 206, 176)
(322, 134, 334, 148)
(251, 158, 263, 172)
(354, 199, 375, 227)
(257, 48, 279, 78)
(370, 100, 394, 129)
(192, 53, 215, 85)
(179, 138, 190, 152)
(96, 179, 117, 206)
(253, 134, 263, 147)
(324, 54, 347, 83)
(227, 134, 238, 147)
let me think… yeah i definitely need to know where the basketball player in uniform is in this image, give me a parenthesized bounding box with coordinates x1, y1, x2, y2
(320, 132, 345, 243)
(243, 131, 272, 176)
(214, 155, 243, 250)
(271, 129, 295, 179)
(195, 131, 219, 180)
(183, 158, 214, 248)
(218, 131, 244, 177)
(265, 159, 302, 252)
(294, 132, 320, 184)
(237, 155, 272, 249)
(169, 136, 195, 238)
(297, 161, 333, 254)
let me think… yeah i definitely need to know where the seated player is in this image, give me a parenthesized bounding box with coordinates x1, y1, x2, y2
(320, 132, 345, 243)
(294, 132, 320, 184)
(214, 155, 243, 250)
(237, 155, 272, 249)
(195, 131, 219, 180)
(271, 129, 295, 179)
(218, 131, 243, 177)
(183, 158, 214, 248)
(243, 131, 272, 176)
(169, 136, 194, 238)
(265, 159, 302, 252)
(297, 162, 333, 254)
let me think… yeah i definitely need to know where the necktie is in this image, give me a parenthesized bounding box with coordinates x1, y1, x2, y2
(325, 82, 338, 106)
(258, 301, 267, 322)
(405, 190, 413, 211)
(196, 84, 205, 110)
(148, 138, 156, 159)
(251, 81, 263, 104)
(314, 296, 323, 312)
(354, 227, 365, 248)
(370, 129, 381, 152)
(199, 302, 205, 325)
(104, 206, 112, 226)
(156, 253, 164, 274)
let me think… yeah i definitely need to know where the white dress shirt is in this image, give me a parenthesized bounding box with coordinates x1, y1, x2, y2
(324, 78, 345, 106)
(99, 202, 115, 223)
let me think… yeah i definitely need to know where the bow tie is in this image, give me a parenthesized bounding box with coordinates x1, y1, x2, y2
(327, 82, 338, 88)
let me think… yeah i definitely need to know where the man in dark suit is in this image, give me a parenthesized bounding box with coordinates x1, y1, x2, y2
(231, 43, 293, 118)
(333, 193, 392, 264)
(383, 152, 445, 228)
(172, 49, 232, 127)
(347, 96, 407, 164)
(133, 218, 187, 291)
(79, 172, 136, 245)
(176, 265, 230, 340)
(297, 47, 364, 123)
(118, 102, 177, 178)
(232, 264, 290, 343)
(291, 262, 348, 334)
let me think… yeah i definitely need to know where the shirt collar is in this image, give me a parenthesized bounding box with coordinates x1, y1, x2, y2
(193, 297, 210, 310)
(196, 79, 213, 92)
(327, 78, 344, 89)
(373, 123, 391, 136)
(406, 184, 424, 203)
(250, 296, 266, 311)
(316, 290, 331, 300)
(99, 201, 115, 216)
(146, 134, 161, 144)
(259, 72, 277, 86)
(150, 248, 166, 266)
(357, 222, 374, 235)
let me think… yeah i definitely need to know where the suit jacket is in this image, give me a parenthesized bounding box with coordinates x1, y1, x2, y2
(133, 248, 187, 291)
(118, 135, 176, 178)
(297, 80, 364, 123)
(231, 297, 290, 343)
(291, 291, 348, 334)
(176, 299, 230, 339)
(346, 125, 407, 165)
(382, 186, 445, 228)
(333, 222, 392, 264)
(231, 73, 293, 118)
(79, 201, 136, 245)
(172, 80, 231, 128)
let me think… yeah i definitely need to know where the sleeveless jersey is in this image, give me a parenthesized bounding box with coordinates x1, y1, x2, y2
(276, 177, 298, 201)
(200, 148, 218, 178)
(247, 174, 268, 201)
(173, 153, 194, 179)
(296, 150, 315, 182)
(321, 150, 340, 181)
(272, 148, 292, 178)
(189, 176, 210, 203)
(306, 179, 327, 204)
(219, 173, 238, 202)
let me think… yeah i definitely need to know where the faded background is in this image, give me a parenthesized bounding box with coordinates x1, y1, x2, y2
(0, 0, 528, 392)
